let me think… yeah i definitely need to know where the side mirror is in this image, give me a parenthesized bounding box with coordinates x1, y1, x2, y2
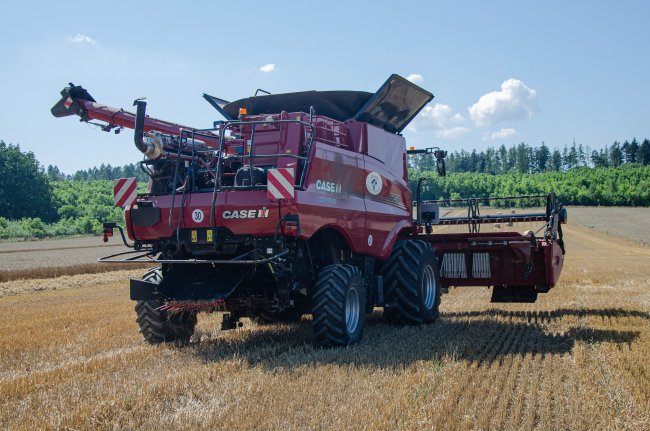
(406, 146, 447, 176)
(436, 157, 446, 177)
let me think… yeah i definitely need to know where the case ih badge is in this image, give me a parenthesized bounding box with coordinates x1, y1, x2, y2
(266, 168, 295, 200)
(113, 177, 137, 207)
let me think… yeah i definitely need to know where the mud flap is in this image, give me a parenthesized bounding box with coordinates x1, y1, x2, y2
(490, 285, 538, 303)
(156, 265, 250, 301)
(130, 278, 160, 300)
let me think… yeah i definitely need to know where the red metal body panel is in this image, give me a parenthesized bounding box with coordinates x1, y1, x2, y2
(420, 232, 561, 288)
(125, 119, 413, 261)
(546, 242, 564, 287)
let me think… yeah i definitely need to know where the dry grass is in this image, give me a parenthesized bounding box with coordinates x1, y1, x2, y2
(0, 263, 151, 284)
(0, 235, 149, 283)
(0, 235, 131, 273)
(568, 206, 650, 246)
(0, 220, 649, 430)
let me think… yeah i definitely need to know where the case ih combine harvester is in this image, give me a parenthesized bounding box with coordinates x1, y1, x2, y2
(52, 75, 566, 347)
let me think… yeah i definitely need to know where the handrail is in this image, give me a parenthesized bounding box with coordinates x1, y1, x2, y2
(206, 115, 316, 230)
(299, 107, 316, 188)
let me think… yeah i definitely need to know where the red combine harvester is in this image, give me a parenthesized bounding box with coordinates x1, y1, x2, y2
(51, 75, 566, 346)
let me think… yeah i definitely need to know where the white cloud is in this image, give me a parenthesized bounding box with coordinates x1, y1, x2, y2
(408, 103, 465, 133)
(468, 79, 538, 126)
(66, 34, 96, 45)
(436, 127, 470, 140)
(483, 128, 520, 141)
(259, 63, 276, 73)
(406, 73, 424, 84)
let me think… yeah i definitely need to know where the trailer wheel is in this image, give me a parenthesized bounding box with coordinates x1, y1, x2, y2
(134, 268, 197, 346)
(383, 241, 441, 325)
(312, 264, 365, 347)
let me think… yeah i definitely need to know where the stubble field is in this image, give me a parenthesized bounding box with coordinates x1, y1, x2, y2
(0, 209, 649, 430)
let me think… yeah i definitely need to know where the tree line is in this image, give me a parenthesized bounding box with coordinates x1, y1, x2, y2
(409, 165, 650, 207)
(1, 138, 649, 240)
(46, 162, 149, 182)
(411, 138, 650, 174)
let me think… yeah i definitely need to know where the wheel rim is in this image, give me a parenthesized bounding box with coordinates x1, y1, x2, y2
(345, 287, 360, 334)
(422, 265, 437, 309)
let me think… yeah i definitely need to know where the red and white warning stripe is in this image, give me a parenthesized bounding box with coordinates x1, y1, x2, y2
(113, 177, 138, 207)
(267, 168, 295, 200)
(63, 97, 74, 109)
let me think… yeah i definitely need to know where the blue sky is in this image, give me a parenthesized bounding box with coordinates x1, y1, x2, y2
(0, 1, 648, 173)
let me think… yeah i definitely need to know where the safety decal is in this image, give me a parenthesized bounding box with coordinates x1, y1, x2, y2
(113, 177, 137, 207)
(365, 172, 382, 195)
(267, 168, 295, 200)
(191, 209, 204, 223)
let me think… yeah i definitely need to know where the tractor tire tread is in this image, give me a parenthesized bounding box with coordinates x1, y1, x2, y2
(134, 267, 197, 346)
(312, 264, 364, 347)
(383, 240, 441, 325)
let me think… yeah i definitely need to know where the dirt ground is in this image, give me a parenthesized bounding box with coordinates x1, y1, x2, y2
(566, 206, 650, 246)
(0, 235, 129, 271)
(0, 216, 649, 430)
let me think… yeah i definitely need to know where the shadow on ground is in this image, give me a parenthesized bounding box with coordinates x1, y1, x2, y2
(186, 307, 643, 370)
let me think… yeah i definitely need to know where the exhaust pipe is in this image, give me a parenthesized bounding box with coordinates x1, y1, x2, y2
(133, 99, 149, 154)
(133, 99, 164, 159)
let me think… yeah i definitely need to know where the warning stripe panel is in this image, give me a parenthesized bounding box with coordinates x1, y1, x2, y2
(114, 178, 134, 205)
(267, 168, 294, 200)
(268, 176, 291, 199)
(268, 174, 291, 198)
(113, 177, 138, 207)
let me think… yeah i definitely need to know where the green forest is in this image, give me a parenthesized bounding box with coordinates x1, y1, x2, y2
(1, 139, 649, 240)
(410, 139, 650, 174)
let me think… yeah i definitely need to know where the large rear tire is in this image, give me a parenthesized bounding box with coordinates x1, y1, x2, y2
(383, 240, 441, 325)
(134, 268, 197, 346)
(312, 264, 365, 347)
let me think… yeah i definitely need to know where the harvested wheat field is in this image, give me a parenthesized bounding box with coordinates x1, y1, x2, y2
(1, 218, 649, 430)
(0, 236, 147, 283)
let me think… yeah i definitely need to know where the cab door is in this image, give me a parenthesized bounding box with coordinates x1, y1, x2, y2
(361, 125, 412, 259)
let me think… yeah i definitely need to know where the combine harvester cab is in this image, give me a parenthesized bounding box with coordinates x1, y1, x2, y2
(51, 75, 566, 347)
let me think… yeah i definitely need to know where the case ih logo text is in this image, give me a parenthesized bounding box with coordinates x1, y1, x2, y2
(316, 180, 342, 194)
(222, 208, 270, 219)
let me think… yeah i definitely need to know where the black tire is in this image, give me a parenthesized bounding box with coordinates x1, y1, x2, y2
(312, 264, 366, 347)
(383, 240, 441, 325)
(134, 267, 197, 346)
